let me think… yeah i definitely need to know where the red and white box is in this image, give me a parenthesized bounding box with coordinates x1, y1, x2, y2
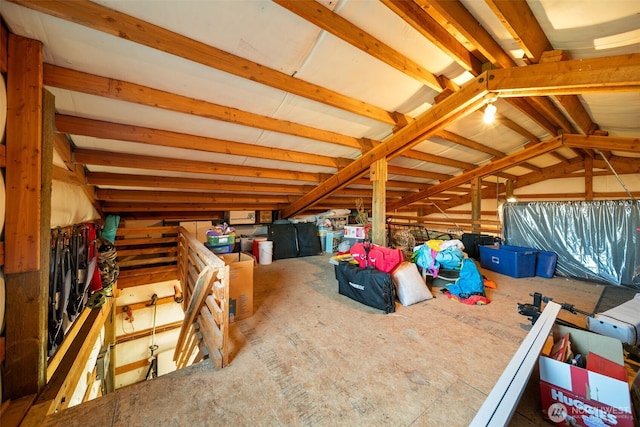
(344, 225, 366, 239)
(539, 325, 634, 427)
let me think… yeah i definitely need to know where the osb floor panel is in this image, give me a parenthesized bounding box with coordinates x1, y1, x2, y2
(42, 254, 615, 426)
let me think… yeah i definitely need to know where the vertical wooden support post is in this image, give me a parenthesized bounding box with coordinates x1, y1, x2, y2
(584, 157, 593, 200)
(104, 286, 117, 394)
(471, 176, 481, 233)
(370, 159, 387, 246)
(4, 34, 52, 399)
(505, 179, 514, 201)
(0, 19, 7, 74)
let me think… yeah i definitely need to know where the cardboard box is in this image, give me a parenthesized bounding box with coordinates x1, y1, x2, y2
(227, 210, 256, 225)
(217, 252, 255, 322)
(539, 325, 633, 427)
(631, 369, 640, 425)
(179, 221, 213, 244)
(344, 225, 366, 239)
(259, 211, 272, 223)
(478, 244, 537, 278)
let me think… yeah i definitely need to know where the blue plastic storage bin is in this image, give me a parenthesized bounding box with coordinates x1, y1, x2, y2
(479, 244, 537, 278)
(536, 250, 558, 278)
(205, 243, 233, 254)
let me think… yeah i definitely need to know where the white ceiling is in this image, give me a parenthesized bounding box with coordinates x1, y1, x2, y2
(1, 0, 638, 219)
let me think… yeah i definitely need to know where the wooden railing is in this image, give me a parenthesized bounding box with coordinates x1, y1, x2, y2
(18, 296, 115, 426)
(387, 214, 502, 237)
(114, 225, 229, 368)
(115, 226, 181, 288)
(173, 229, 229, 369)
(10, 226, 229, 426)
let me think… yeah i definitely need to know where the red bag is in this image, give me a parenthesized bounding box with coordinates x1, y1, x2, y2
(350, 242, 403, 273)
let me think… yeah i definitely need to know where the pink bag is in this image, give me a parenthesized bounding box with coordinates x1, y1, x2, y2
(350, 242, 403, 273)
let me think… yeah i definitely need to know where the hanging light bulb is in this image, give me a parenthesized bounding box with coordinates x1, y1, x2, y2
(483, 101, 497, 124)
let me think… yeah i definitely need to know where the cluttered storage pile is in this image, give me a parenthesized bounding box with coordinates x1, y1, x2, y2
(412, 239, 491, 305)
(332, 238, 492, 313)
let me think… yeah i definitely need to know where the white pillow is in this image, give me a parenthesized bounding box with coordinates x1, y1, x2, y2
(392, 262, 433, 306)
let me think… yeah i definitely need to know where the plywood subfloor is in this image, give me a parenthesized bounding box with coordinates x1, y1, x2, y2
(41, 254, 620, 426)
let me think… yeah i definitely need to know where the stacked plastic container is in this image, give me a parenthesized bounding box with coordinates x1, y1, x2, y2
(205, 224, 236, 254)
(478, 244, 557, 278)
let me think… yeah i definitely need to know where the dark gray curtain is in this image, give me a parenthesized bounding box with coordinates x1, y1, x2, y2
(502, 200, 640, 289)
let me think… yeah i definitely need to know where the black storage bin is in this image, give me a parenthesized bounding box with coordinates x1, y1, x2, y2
(294, 223, 322, 257)
(268, 223, 299, 260)
(461, 233, 496, 260)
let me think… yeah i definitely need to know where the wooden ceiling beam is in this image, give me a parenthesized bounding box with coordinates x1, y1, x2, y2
(416, 0, 602, 156)
(411, 0, 580, 161)
(281, 71, 490, 217)
(44, 65, 363, 150)
(554, 93, 599, 135)
(387, 137, 564, 210)
(428, 156, 588, 211)
(56, 114, 340, 168)
(592, 156, 640, 174)
(492, 114, 541, 144)
(123, 212, 226, 222)
(436, 130, 505, 158)
(102, 203, 281, 213)
(402, 148, 478, 171)
(484, 0, 552, 65)
(485, 0, 598, 134)
(562, 135, 640, 153)
(436, 129, 541, 173)
(96, 189, 291, 204)
(273, 0, 443, 93)
(416, 0, 515, 69)
(52, 165, 82, 186)
(12, 0, 401, 125)
(487, 53, 640, 96)
(74, 149, 322, 182)
(503, 97, 560, 137)
(387, 165, 450, 181)
(352, 177, 431, 190)
(52, 132, 101, 214)
(527, 96, 576, 134)
(86, 172, 313, 194)
(381, 0, 483, 75)
(331, 188, 410, 198)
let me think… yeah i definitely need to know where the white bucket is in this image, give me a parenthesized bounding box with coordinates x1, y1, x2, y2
(240, 237, 253, 252)
(258, 241, 273, 265)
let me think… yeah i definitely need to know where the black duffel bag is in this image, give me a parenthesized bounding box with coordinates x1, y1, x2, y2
(334, 262, 396, 314)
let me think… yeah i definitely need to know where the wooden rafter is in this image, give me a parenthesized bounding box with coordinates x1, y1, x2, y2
(44, 65, 363, 150)
(380, 0, 483, 75)
(273, 0, 443, 92)
(12, 0, 399, 125)
(74, 149, 323, 183)
(387, 137, 564, 210)
(487, 54, 640, 96)
(96, 189, 293, 204)
(485, 1, 598, 136)
(282, 71, 490, 217)
(413, 0, 586, 142)
(86, 172, 315, 194)
(56, 114, 341, 169)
